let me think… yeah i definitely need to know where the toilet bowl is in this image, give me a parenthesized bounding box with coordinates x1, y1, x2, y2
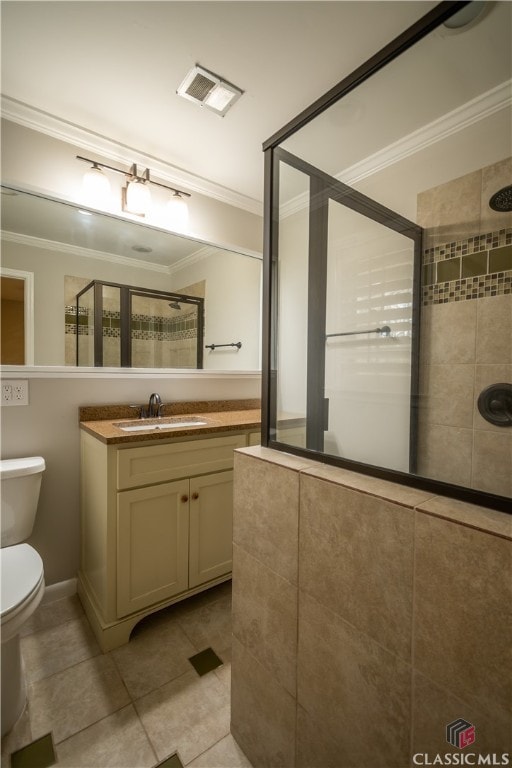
(0, 456, 46, 736)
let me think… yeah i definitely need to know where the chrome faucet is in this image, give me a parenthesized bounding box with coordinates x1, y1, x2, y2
(147, 392, 163, 418)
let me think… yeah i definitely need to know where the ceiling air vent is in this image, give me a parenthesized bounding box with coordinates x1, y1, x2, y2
(177, 65, 243, 117)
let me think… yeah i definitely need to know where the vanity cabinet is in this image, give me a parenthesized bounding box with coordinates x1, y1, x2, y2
(79, 429, 248, 651)
(116, 471, 234, 617)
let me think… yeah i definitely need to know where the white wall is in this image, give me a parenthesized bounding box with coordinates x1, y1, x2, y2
(172, 250, 262, 371)
(0, 370, 260, 585)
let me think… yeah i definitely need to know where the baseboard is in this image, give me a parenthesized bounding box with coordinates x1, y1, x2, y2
(42, 577, 78, 604)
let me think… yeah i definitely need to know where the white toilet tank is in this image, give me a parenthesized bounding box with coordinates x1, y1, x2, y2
(0, 457, 45, 547)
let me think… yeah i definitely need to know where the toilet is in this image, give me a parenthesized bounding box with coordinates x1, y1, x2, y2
(0, 456, 45, 736)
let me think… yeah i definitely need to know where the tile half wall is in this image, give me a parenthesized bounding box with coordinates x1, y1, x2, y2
(231, 447, 512, 768)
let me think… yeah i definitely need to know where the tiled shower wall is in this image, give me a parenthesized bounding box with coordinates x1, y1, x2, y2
(417, 158, 512, 498)
(231, 447, 512, 768)
(64, 276, 201, 367)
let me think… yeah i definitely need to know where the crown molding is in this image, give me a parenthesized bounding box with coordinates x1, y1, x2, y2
(1, 95, 263, 217)
(1, 230, 171, 273)
(281, 80, 512, 218)
(168, 244, 220, 275)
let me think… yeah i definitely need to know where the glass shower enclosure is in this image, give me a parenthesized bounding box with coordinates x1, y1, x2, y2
(262, 0, 512, 513)
(76, 280, 204, 368)
(273, 150, 421, 474)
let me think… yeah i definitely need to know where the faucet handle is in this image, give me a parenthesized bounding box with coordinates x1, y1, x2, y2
(129, 404, 145, 419)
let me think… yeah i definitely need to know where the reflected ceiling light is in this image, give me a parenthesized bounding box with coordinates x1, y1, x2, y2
(177, 65, 243, 117)
(167, 192, 190, 230)
(82, 163, 111, 206)
(77, 155, 191, 224)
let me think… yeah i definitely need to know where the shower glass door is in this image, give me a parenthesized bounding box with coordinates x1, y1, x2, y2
(271, 149, 421, 473)
(76, 281, 204, 368)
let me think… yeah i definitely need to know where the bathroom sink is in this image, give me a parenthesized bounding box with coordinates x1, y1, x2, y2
(114, 417, 208, 432)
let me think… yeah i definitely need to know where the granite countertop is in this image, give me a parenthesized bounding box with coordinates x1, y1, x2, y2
(79, 399, 261, 445)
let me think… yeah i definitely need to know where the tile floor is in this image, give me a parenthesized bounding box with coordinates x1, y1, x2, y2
(1, 581, 252, 768)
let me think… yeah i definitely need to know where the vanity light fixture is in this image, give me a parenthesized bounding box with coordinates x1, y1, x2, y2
(177, 65, 243, 117)
(167, 191, 189, 229)
(123, 167, 152, 217)
(82, 163, 111, 207)
(76, 156, 191, 222)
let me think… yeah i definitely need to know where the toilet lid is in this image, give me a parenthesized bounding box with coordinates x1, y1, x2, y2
(0, 456, 45, 479)
(1, 544, 44, 619)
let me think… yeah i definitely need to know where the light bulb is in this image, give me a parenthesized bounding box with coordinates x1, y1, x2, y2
(125, 180, 151, 216)
(167, 193, 189, 230)
(82, 165, 111, 206)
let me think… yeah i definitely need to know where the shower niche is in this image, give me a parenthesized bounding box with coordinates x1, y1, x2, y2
(73, 280, 204, 368)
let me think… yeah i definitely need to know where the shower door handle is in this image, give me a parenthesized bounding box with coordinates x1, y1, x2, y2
(323, 398, 329, 431)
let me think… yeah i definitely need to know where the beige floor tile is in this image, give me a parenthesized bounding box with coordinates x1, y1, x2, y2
(28, 654, 130, 744)
(20, 595, 84, 637)
(187, 733, 252, 767)
(110, 615, 197, 699)
(21, 615, 100, 683)
(135, 670, 230, 765)
(55, 705, 157, 768)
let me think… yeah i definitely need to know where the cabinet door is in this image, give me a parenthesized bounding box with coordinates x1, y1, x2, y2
(189, 471, 233, 589)
(117, 479, 189, 617)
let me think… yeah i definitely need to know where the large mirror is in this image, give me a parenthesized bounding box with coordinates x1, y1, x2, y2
(0, 186, 262, 370)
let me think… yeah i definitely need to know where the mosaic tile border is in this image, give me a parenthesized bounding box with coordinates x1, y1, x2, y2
(422, 225, 512, 305)
(423, 228, 512, 264)
(66, 325, 198, 341)
(65, 307, 198, 340)
(422, 271, 512, 306)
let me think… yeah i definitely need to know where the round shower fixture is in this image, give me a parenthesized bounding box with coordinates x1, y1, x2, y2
(489, 185, 512, 213)
(443, 1, 488, 30)
(477, 383, 512, 427)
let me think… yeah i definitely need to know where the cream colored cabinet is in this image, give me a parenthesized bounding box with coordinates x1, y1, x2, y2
(189, 471, 234, 588)
(117, 479, 189, 617)
(79, 430, 247, 651)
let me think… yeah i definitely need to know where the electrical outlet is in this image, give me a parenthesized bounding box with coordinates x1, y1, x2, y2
(2, 379, 29, 406)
